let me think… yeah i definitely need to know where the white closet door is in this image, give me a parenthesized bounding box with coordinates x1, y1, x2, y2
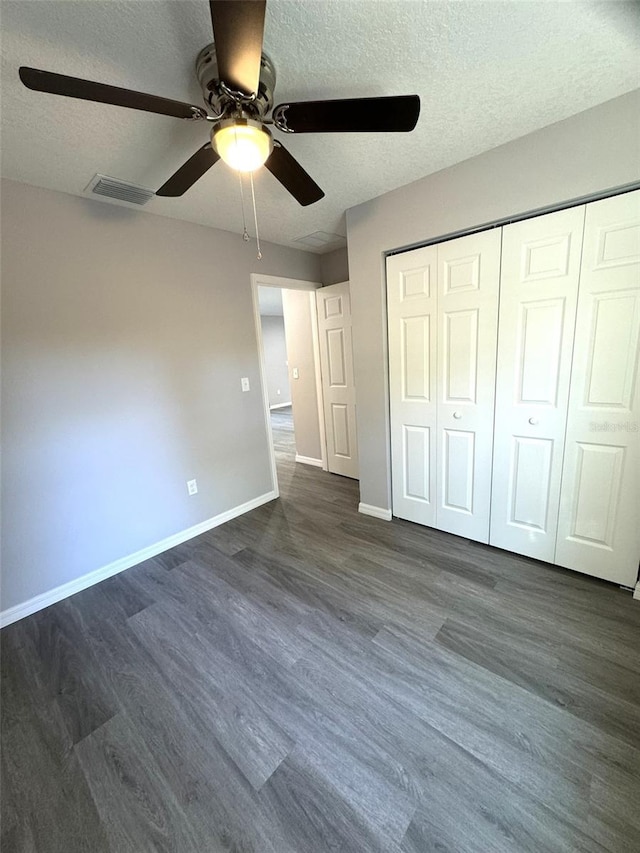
(316, 282, 359, 479)
(489, 206, 586, 560)
(556, 190, 640, 586)
(387, 247, 438, 525)
(436, 229, 501, 542)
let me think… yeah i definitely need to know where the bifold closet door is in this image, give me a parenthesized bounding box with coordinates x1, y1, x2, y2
(435, 230, 501, 542)
(387, 246, 438, 525)
(387, 230, 500, 541)
(489, 205, 586, 561)
(555, 190, 640, 586)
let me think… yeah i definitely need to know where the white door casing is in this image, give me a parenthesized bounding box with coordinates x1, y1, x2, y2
(435, 229, 501, 542)
(490, 205, 586, 561)
(387, 246, 438, 525)
(555, 190, 640, 586)
(316, 282, 359, 479)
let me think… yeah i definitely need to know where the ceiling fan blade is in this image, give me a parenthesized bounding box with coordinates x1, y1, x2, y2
(156, 144, 220, 197)
(264, 141, 324, 207)
(273, 95, 420, 133)
(209, 1, 266, 97)
(19, 67, 207, 120)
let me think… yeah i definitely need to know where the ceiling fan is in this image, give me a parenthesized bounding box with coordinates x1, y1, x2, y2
(18, 0, 421, 207)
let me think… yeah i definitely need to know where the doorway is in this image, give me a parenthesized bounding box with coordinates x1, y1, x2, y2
(252, 274, 327, 496)
(252, 273, 359, 497)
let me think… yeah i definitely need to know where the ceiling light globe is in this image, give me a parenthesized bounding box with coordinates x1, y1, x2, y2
(212, 119, 273, 172)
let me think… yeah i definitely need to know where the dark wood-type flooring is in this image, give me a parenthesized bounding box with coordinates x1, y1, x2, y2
(2, 405, 640, 851)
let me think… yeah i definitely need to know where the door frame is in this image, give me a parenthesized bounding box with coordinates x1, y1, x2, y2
(250, 273, 327, 497)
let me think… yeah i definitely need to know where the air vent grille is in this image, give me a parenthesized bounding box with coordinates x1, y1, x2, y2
(85, 174, 154, 206)
(293, 231, 346, 250)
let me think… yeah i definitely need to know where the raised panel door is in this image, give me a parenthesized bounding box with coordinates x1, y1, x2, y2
(387, 247, 438, 525)
(316, 282, 359, 479)
(556, 190, 640, 585)
(490, 206, 586, 560)
(436, 229, 501, 542)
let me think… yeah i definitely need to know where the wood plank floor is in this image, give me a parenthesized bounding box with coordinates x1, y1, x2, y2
(2, 405, 640, 852)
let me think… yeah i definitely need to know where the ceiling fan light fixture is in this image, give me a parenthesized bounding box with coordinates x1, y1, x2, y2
(212, 118, 272, 172)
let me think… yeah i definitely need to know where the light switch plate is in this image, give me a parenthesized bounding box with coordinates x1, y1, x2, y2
(292, 367, 299, 379)
(241, 377, 250, 392)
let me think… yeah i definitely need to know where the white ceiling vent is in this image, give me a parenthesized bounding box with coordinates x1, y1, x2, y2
(293, 231, 346, 252)
(84, 174, 155, 207)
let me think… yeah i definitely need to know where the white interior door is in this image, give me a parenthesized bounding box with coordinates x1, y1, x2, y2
(387, 247, 438, 525)
(316, 282, 359, 479)
(490, 206, 586, 560)
(555, 190, 640, 586)
(435, 229, 501, 543)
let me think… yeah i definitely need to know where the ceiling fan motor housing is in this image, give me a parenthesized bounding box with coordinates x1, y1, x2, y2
(196, 44, 276, 118)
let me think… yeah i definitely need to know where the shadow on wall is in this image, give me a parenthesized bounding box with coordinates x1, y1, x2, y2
(320, 246, 349, 286)
(79, 197, 141, 223)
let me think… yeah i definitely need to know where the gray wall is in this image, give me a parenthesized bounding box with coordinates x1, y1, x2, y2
(320, 247, 349, 285)
(1, 179, 321, 613)
(260, 314, 291, 407)
(346, 89, 640, 511)
(282, 289, 323, 462)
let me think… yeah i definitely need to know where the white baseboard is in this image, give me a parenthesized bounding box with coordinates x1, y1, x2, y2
(269, 402, 292, 410)
(0, 490, 277, 629)
(295, 454, 323, 468)
(634, 582, 640, 601)
(358, 502, 392, 521)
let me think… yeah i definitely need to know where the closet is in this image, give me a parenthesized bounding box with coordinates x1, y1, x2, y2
(386, 189, 640, 587)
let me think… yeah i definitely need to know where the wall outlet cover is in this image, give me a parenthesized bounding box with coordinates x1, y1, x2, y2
(187, 479, 198, 495)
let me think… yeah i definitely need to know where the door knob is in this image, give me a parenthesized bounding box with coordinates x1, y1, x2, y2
(453, 412, 462, 419)
(529, 417, 539, 425)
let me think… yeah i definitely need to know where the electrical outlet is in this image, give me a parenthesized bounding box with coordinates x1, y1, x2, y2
(187, 479, 198, 496)
(241, 377, 250, 392)
(292, 367, 299, 379)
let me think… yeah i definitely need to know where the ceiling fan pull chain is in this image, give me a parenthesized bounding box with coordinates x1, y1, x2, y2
(238, 171, 250, 242)
(249, 171, 262, 260)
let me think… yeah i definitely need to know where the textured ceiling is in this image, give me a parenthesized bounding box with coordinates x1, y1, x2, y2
(2, 1, 639, 253)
